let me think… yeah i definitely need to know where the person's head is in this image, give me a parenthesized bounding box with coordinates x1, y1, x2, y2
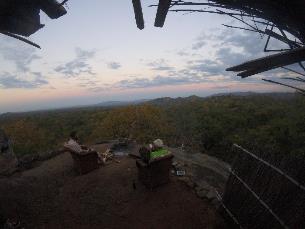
(153, 139, 164, 148)
(69, 131, 78, 141)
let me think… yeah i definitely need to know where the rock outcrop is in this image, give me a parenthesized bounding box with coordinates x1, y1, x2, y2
(0, 129, 18, 176)
(169, 147, 230, 208)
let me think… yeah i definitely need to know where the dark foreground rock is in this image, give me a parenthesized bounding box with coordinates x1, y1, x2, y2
(168, 147, 230, 208)
(0, 130, 18, 176)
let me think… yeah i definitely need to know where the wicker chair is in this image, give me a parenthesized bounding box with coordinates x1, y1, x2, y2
(136, 153, 174, 189)
(65, 148, 99, 175)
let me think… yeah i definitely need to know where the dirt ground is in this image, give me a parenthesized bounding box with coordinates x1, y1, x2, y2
(0, 151, 227, 229)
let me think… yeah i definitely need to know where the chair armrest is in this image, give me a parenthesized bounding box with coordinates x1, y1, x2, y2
(136, 159, 148, 168)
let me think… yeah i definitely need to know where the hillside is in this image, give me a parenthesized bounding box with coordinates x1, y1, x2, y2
(0, 92, 304, 163)
(1, 92, 304, 228)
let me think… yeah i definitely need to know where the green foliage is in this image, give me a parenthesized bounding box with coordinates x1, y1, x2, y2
(1, 94, 305, 162)
(93, 105, 171, 143)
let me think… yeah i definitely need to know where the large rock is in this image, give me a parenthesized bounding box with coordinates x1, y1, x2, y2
(0, 130, 18, 176)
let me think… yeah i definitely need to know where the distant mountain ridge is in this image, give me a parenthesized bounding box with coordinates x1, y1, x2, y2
(146, 92, 297, 107)
(93, 99, 148, 107)
(211, 91, 297, 98)
(147, 95, 204, 107)
(0, 92, 297, 117)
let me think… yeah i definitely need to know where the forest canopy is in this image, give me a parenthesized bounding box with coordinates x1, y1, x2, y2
(1, 93, 304, 163)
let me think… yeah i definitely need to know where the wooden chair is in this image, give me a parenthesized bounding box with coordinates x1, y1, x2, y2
(136, 153, 174, 189)
(65, 148, 99, 175)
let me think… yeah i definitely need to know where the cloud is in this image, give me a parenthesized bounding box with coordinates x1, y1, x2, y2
(186, 29, 282, 79)
(78, 80, 98, 88)
(147, 59, 174, 71)
(215, 47, 248, 67)
(175, 30, 250, 80)
(0, 37, 41, 72)
(77, 78, 109, 92)
(85, 28, 293, 92)
(115, 75, 201, 89)
(216, 29, 289, 56)
(177, 50, 190, 56)
(54, 48, 96, 77)
(0, 38, 48, 89)
(215, 30, 263, 56)
(188, 59, 225, 75)
(113, 68, 224, 89)
(107, 62, 121, 69)
(192, 41, 206, 50)
(0, 72, 48, 89)
(192, 32, 208, 50)
(211, 85, 232, 90)
(117, 28, 288, 91)
(86, 86, 107, 93)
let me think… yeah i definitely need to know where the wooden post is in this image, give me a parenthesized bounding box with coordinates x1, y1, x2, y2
(154, 0, 171, 27)
(132, 0, 144, 30)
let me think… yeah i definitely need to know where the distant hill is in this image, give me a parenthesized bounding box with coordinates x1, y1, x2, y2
(147, 95, 204, 107)
(212, 91, 297, 99)
(1, 90, 304, 164)
(0, 92, 297, 118)
(93, 99, 148, 107)
(146, 92, 298, 107)
(0, 99, 148, 119)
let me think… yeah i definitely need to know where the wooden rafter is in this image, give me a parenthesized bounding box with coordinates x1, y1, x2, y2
(265, 29, 301, 48)
(227, 47, 305, 78)
(0, 31, 41, 49)
(154, 0, 172, 27)
(132, 0, 145, 30)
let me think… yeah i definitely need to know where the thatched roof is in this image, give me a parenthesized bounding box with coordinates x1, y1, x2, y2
(0, 0, 67, 48)
(164, 0, 305, 43)
(141, 0, 305, 93)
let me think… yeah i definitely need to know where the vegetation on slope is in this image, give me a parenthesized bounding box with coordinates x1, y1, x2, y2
(1, 93, 304, 164)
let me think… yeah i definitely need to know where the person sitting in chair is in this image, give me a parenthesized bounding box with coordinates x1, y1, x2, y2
(64, 131, 106, 163)
(64, 131, 90, 155)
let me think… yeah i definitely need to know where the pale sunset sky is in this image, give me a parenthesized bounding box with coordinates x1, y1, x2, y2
(0, 0, 294, 113)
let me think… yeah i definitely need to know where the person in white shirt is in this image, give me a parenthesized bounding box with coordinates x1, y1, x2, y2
(64, 131, 90, 155)
(65, 131, 89, 154)
(65, 138, 86, 154)
(64, 131, 106, 163)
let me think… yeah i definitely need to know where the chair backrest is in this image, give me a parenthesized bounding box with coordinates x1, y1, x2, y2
(66, 148, 98, 160)
(139, 146, 151, 163)
(64, 145, 75, 154)
(64, 145, 82, 161)
(66, 148, 99, 175)
(149, 153, 173, 166)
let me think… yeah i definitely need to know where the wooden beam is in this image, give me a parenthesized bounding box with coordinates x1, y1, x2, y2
(281, 66, 305, 77)
(262, 79, 305, 93)
(265, 29, 301, 48)
(154, 0, 171, 27)
(132, 0, 144, 30)
(40, 0, 67, 19)
(227, 47, 305, 77)
(170, 9, 252, 17)
(61, 0, 69, 5)
(0, 31, 41, 49)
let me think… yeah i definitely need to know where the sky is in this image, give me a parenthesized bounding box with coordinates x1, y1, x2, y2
(0, 0, 296, 113)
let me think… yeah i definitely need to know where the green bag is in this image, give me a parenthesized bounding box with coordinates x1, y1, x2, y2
(150, 149, 168, 160)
